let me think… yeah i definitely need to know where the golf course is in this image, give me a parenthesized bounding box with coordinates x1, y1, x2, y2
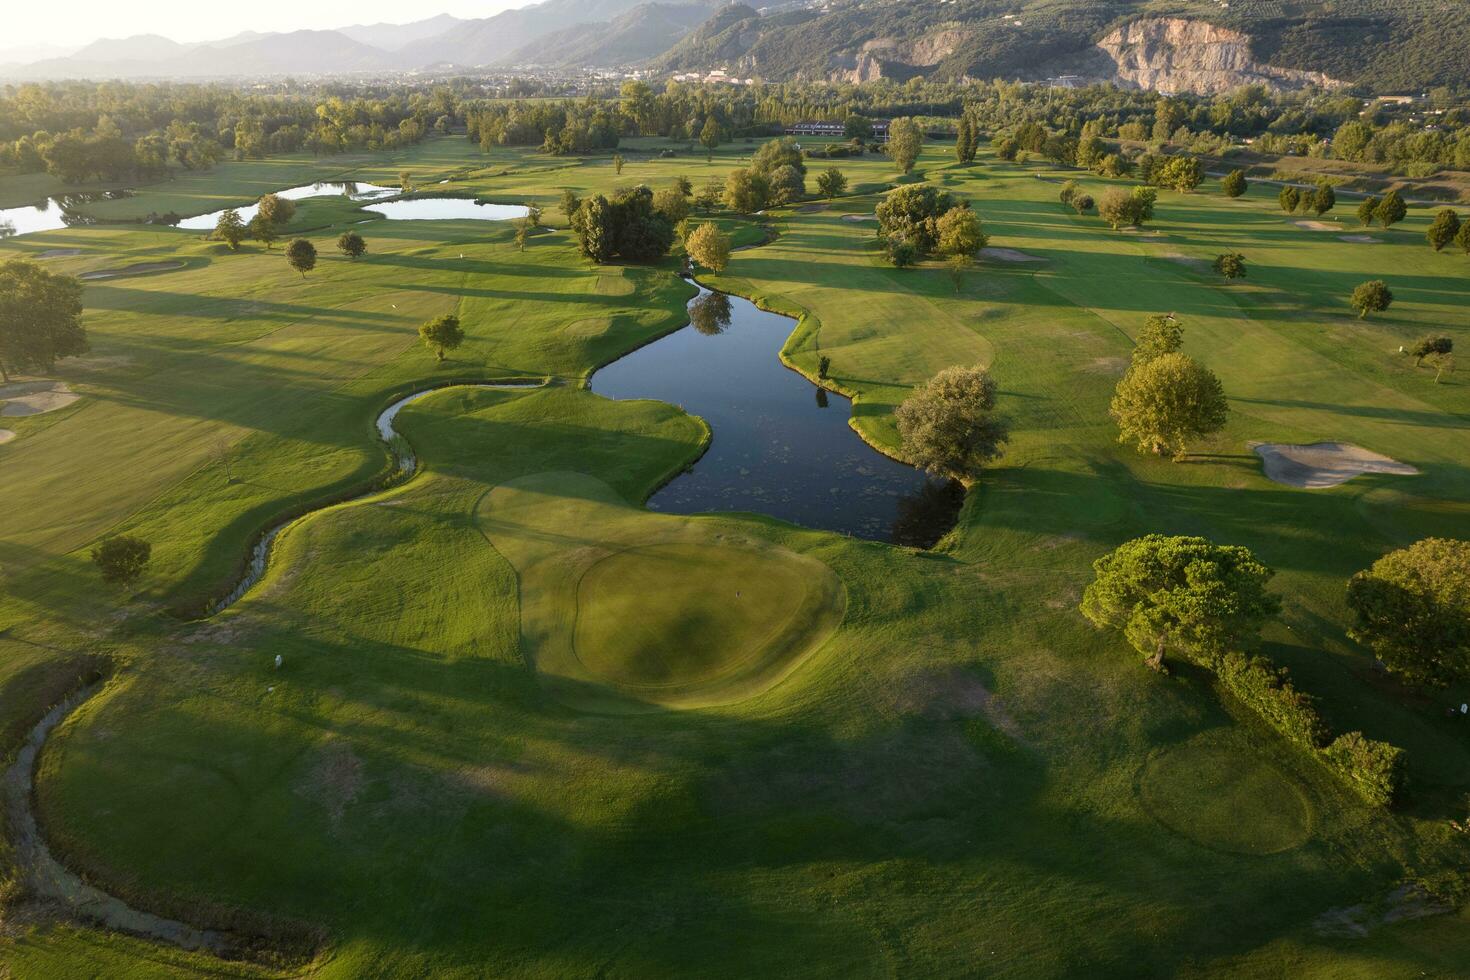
(1, 130, 1468, 978)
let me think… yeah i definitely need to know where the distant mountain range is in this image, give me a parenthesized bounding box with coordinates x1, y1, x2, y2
(4, 0, 1467, 91)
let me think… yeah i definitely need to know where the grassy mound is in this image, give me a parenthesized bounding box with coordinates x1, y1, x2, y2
(1139, 732, 1314, 855)
(482, 472, 845, 709)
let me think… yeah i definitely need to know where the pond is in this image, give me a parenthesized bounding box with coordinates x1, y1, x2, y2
(363, 198, 530, 221)
(591, 281, 962, 547)
(0, 190, 132, 237)
(174, 179, 399, 230)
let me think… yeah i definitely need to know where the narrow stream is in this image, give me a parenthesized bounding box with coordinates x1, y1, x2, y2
(591, 280, 962, 547)
(208, 381, 541, 615)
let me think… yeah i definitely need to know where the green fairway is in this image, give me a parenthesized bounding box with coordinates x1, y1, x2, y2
(1, 134, 1468, 978)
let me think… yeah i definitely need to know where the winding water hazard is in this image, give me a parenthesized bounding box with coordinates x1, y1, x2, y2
(592, 281, 962, 547)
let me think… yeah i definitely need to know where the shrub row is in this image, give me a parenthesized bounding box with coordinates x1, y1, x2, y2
(1216, 652, 1405, 807)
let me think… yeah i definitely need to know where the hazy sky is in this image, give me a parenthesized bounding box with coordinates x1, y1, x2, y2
(4, 1, 527, 49)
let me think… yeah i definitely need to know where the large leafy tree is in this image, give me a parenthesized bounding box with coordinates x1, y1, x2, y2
(214, 208, 247, 251)
(1081, 534, 1280, 671)
(1426, 209, 1461, 251)
(1347, 538, 1469, 687)
(285, 238, 317, 278)
(1110, 351, 1228, 459)
(91, 535, 151, 588)
(418, 313, 464, 362)
(886, 117, 924, 173)
(816, 168, 848, 200)
(337, 231, 367, 260)
(1350, 279, 1393, 319)
(936, 207, 987, 258)
(875, 184, 961, 259)
(685, 222, 731, 273)
(256, 193, 296, 230)
(0, 259, 87, 382)
(570, 187, 674, 263)
(1374, 190, 1407, 229)
(894, 364, 1008, 483)
(1220, 169, 1247, 198)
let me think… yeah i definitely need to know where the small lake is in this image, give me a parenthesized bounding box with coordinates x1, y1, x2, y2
(0, 190, 132, 237)
(592, 281, 962, 547)
(174, 180, 399, 230)
(364, 198, 530, 221)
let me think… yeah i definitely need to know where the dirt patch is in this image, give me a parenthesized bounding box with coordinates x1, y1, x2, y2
(78, 260, 186, 280)
(841, 214, 876, 223)
(0, 429, 14, 444)
(1314, 884, 1453, 938)
(1082, 356, 1129, 376)
(1162, 252, 1207, 267)
(981, 246, 1044, 263)
(1293, 220, 1338, 231)
(1251, 441, 1418, 488)
(0, 380, 79, 417)
(296, 740, 364, 827)
(36, 248, 81, 258)
(1339, 234, 1379, 243)
(886, 664, 1029, 744)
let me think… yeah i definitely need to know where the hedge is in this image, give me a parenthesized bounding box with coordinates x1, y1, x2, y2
(1214, 651, 1405, 807)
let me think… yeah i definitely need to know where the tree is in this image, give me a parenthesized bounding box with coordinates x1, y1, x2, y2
(1099, 189, 1134, 229)
(767, 164, 805, 205)
(1213, 252, 1247, 279)
(955, 114, 978, 164)
(688, 290, 732, 335)
(1132, 313, 1183, 365)
(751, 137, 805, 179)
(887, 117, 924, 174)
(1081, 534, 1279, 671)
(894, 364, 1008, 483)
(91, 535, 151, 589)
(285, 238, 317, 278)
(844, 115, 873, 141)
(1110, 352, 1228, 459)
(1350, 279, 1392, 319)
(936, 206, 987, 258)
(1457, 221, 1470, 254)
(694, 178, 722, 214)
(256, 193, 295, 230)
(1131, 187, 1157, 224)
(816, 167, 848, 200)
(612, 153, 625, 175)
(419, 313, 463, 361)
(559, 188, 581, 218)
(1427, 209, 1461, 251)
(1357, 195, 1380, 227)
(1221, 169, 1247, 198)
(399, 170, 413, 193)
(1161, 155, 1203, 193)
(945, 253, 971, 294)
(1346, 538, 1469, 687)
(570, 186, 674, 263)
(723, 168, 769, 214)
(1374, 190, 1407, 229)
(0, 259, 87, 382)
(215, 208, 247, 251)
(888, 240, 918, 268)
(337, 230, 367, 260)
(699, 118, 722, 160)
(876, 184, 958, 258)
(1410, 334, 1453, 366)
(1311, 182, 1336, 216)
(685, 222, 731, 273)
(512, 216, 533, 251)
(1279, 186, 1301, 213)
(248, 214, 277, 250)
(653, 187, 690, 224)
(1072, 193, 1095, 214)
(1059, 180, 1079, 206)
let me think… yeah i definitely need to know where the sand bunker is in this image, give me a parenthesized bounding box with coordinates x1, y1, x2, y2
(1293, 220, 1337, 231)
(0, 380, 79, 417)
(79, 260, 186, 280)
(981, 246, 1044, 263)
(1251, 441, 1418, 488)
(36, 248, 80, 259)
(841, 214, 876, 223)
(1339, 234, 1378, 243)
(0, 429, 14, 444)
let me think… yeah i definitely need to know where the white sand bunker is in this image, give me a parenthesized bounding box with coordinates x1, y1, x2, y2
(79, 260, 186, 280)
(0, 380, 79, 417)
(841, 214, 876, 223)
(0, 429, 14, 444)
(1294, 220, 1337, 231)
(1339, 234, 1378, 243)
(1251, 441, 1418, 488)
(981, 246, 1044, 262)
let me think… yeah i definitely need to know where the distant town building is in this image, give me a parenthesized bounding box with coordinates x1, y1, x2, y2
(783, 119, 890, 140)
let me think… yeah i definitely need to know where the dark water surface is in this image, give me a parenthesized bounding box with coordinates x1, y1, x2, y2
(591, 281, 961, 547)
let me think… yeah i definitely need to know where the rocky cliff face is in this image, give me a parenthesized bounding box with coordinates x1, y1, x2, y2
(841, 28, 969, 83)
(1095, 18, 1343, 94)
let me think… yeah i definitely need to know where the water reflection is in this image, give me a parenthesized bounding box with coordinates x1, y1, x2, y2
(174, 180, 398, 230)
(0, 190, 130, 236)
(364, 198, 530, 221)
(591, 280, 961, 546)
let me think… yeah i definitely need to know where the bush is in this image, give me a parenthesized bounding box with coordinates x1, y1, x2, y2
(1217, 652, 1329, 749)
(1323, 732, 1405, 807)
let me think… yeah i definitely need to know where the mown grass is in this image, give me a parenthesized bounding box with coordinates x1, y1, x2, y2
(1, 137, 1468, 977)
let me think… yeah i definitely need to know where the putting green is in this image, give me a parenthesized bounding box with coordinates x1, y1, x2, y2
(480, 471, 845, 709)
(1139, 732, 1314, 855)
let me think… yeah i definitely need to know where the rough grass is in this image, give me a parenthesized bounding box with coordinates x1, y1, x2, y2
(1, 138, 1468, 978)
